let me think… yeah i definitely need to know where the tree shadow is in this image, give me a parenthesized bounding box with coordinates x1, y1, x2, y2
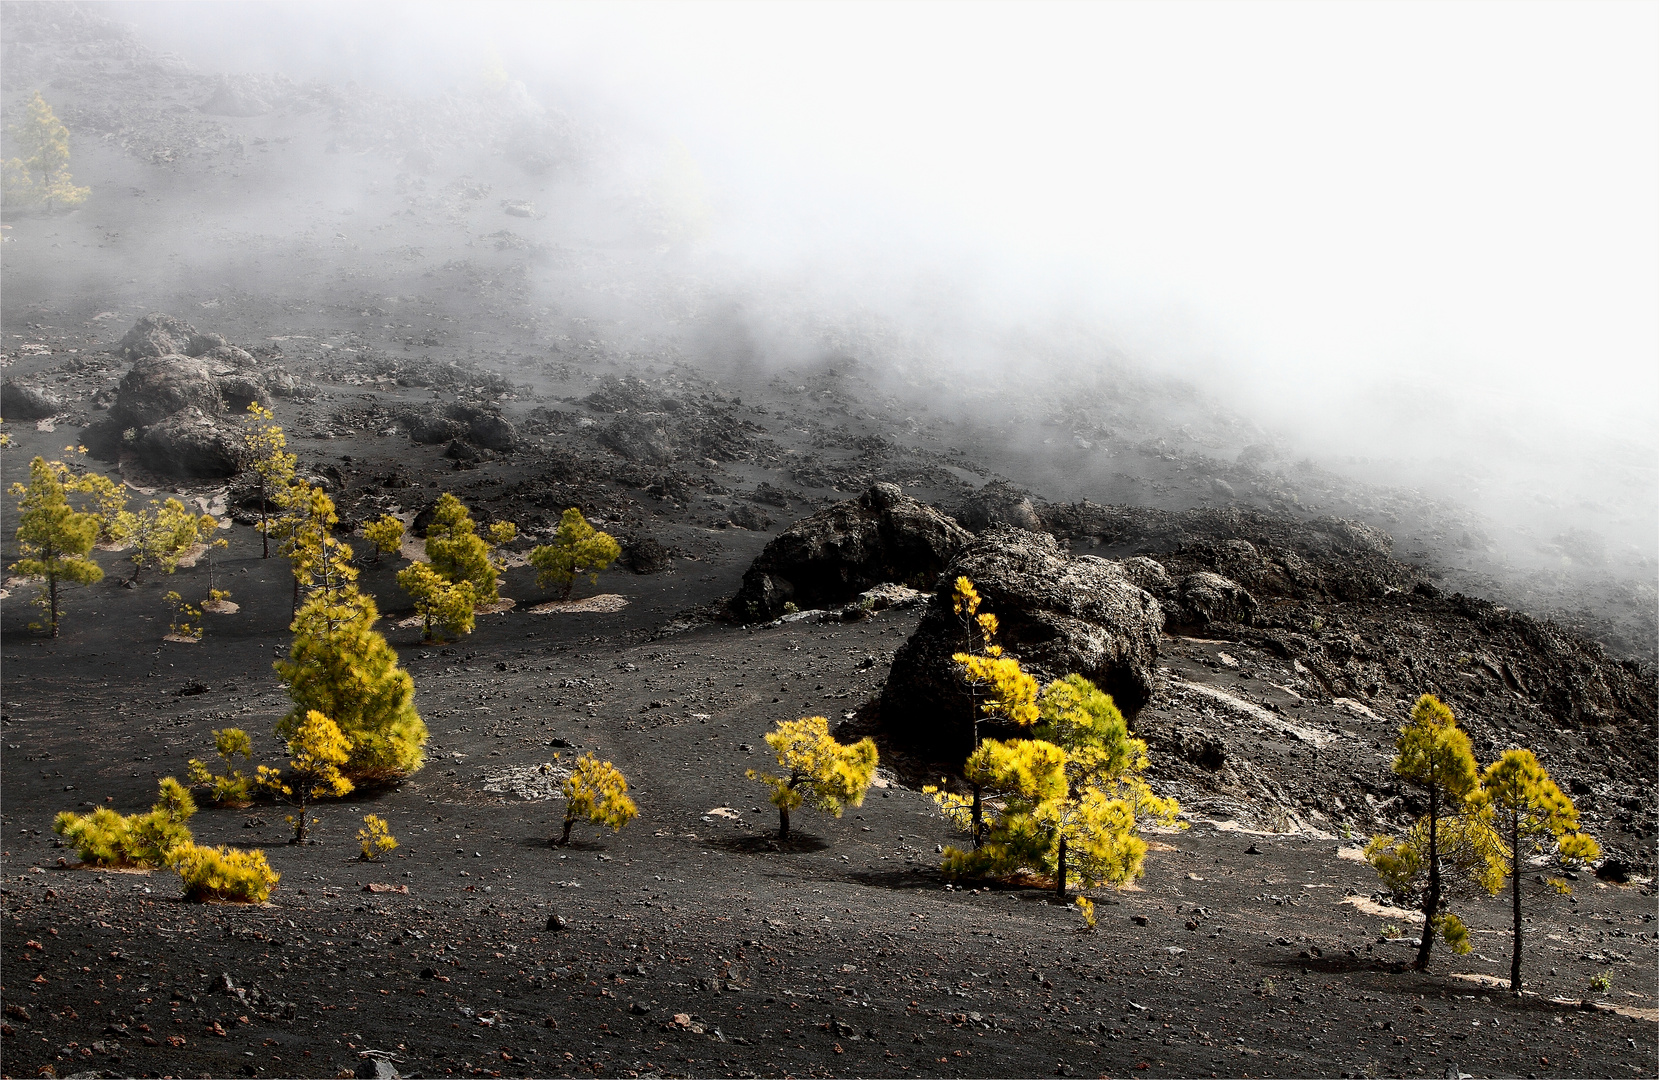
(844, 866, 942, 890)
(709, 832, 830, 855)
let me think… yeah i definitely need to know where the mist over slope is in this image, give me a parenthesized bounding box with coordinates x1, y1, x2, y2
(4, 0, 1655, 657)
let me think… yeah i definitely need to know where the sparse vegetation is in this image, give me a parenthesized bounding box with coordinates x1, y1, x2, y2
(1075, 894, 1096, 931)
(748, 715, 878, 841)
(115, 497, 216, 584)
(2, 91, 89, 211)
(163, 589, 202, 640)
(53, 778, 196, 868)
(424, 492, 513, 604)
(186, 728, 255, 806)
(556, 754, 638, 846)
(171, 843, 279, 903)
(397, 559, 477, 641)
(8, 454, 106, 636)
(357, 814, 398, 860)
(240, 403, 296, 558)
(258, 710, 354, 843)
(363, 513, 406, 563)
(529, 506, 620, 601)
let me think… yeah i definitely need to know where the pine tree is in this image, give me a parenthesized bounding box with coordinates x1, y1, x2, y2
(2, 91, 89, 211)
(556, 754, 639, 846)
(1478, 748, 1600, 994)
(115, 497, 216, 583)
(357, 814, 398, 860)
(240, 403, 296, 559)
(362, 514, 406, 564)
(186, 728, 255, 806)
(397, 560, 477, 641)
(748, 716, 878, 841)
(8, 455, 103, 636)
(946, 576, 1040, 845)
(424, 492, 511, 604)
(528, 507, 620, 600)
(53, 777, 196, 868)
(258, 710, 354, 843)
(1376, 694, 1482, 971)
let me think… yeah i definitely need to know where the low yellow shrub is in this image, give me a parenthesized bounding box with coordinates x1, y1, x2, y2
(172, 843, 279, 903)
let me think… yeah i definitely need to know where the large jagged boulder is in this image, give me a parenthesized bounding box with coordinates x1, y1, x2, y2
(110, 355, 226, 429)
(1175, 571, 1257, 628)
(135, 411, 247, 478)
(734, 483, 973, 621)
(1, 378, 63, 419)
(954, 479, 1043, 532)
(879, 528, 1164, 758)
(117, 313, 198, 360)
(398, 402, 518, 452)
(598, 413, 675, 464)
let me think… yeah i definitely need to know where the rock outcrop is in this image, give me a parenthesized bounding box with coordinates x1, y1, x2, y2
(954, 480, 1043, 532)
(117, 313, 199, 360)
(879, 528, 1165, 758)
(110, 354, 229, 429)
(135, 410, 246, 477)
(734, 483, 973, 621)
(0, 378, 63, 419)
(398, 402, 519, 452)
(1176, 571, 1257, 628)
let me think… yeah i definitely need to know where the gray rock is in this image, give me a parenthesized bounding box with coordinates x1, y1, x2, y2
(1120, 555, 1176, 600)
(199, 76, 270, 117)
(196, 344, 258, 370)
(734, 483, 973, 622)
(1177, 571, 1257, 627)
(880, 528, 1164, 756)
(598, 413, 676, 464)
(955, 480, 1043, 533)
(0, 378, 63, 419)
(353, 1057, 399, 1079)
(111, 354, 224, 428)
(135, 411, 246, 477)
(117, 313, 197, 361)
(183, 331, 227, 356)
(399, 402, 518, 451)
(214, 373, 270, 414)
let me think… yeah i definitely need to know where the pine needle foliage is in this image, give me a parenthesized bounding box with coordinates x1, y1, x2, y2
(357, 814, 398, 860)
(186, 728, 255, 806)
(53, 777, 197, 868)
(748, 716, 878, 841)
(362, 514, 406, 563)
(529, 507, 621, 600)
(2, 91, 89, 211)
(556, 754, 639, 846)
(172, 844, 279, 903)
(1370, 694, 1482, 971)
(115, 497, 215, 583)
(397, 560, 477, 641)
(8, 454, 105, 636)
(258, 710, 354, 843)
(1477, 748, 1600, 994)
(240, 403, 296, 558)
(424, 492, 509, 604)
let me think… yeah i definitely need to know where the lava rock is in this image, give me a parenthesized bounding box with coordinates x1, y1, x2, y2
(599, 413, 676, 465)
(195, 343, 259, 370)
(955, 480, 1044, 533)
(135, 410, 246, 477)
(879, 527, 1164, 755)
(117, 313, 198, 360)
(399, 402, 518, 451)
(734, 483, 973, 622)
(110, 354, 225, 429)
(1119, 555, 1176, 601)
(184, 331, 227, 356)
(1594, 858, 1631, 884)
(0, 378, 63, 419)
(1176, 571, 1257, 628)
(214, 372, 271, 414)
(198, 76, 270, 117)
(353, 1057, 400, 1079)
(624, 537, 671, 574)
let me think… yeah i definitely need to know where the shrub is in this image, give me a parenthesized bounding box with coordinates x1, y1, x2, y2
(357, 814, 398, 860)
(556, 754, 638, 846)
(397, 560, 477, 641)
(114, 497, 216, 583)
(164, 590, 202, 640)
(186, 728, 254, 806)
(748, 716, 878, 841)
(172, 844, 278, 903)
(363, 514, 406, 563)
(424, 493, 510, 603)
(53, 778, 196, 867)
(1075, 895, 1096, 931)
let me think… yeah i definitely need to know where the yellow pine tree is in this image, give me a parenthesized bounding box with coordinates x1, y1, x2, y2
(53, 777, 196, 868)
(8, 455, 104, 636)
(187, 727, 255, 806)
(362, 514, 406, 563)
(556, 754, 639, 846)
(2, 91, 89, 211)
(424, 492, 511, 604)
(357, 814, 398, 860)
(529, 507, 621, 600)
(240, 403, 296, 558)
(1477, 749, 1600, 994)
(115, 497, 216, 583)
(397, 560, 478, 641)
(748, 716, 878, 841)
(258, 710, 354, 843)
(1369, 694, 1483, 971)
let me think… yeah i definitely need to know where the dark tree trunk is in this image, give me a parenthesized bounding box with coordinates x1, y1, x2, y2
(1415, 785, 1441, 971)
(558, 814, 575, 847)
(970, 783, 983, 848)
(1055, 835, 1069, 897)
(1509, 827, 1524, 994)
(48, 573, 59, 638)
(778, 805, 790, 841)
(292, 792, 310, 843)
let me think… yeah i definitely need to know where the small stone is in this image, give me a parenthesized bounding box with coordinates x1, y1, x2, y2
(546, 914, 568, 932)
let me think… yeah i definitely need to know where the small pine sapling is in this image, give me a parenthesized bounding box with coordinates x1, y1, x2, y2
(241, 403, 296, 558)
(1372, 693, 1483, 972)
(528, 507, 620, 600)
(1075, 895, 1096, 931)
(163, 590, 202, 641)
(1477, 748, 1600, 994)
(258, 710, 354, 843)
(171, 844, 279, 903)
(357, 814, 398, 860)
(116, 497, 216, 583)
(362, 514, 406, 563)
(748, 716, 878, 841)
(187, 728, 255, 806)
(397, 560, 478, 641)
(555, 754, 638, 846)
(8, 454, 104, 637)
(53, 777, 196, 867)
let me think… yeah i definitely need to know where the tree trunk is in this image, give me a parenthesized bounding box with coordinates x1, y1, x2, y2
(260, 498, 270, 559)
(558, 814, 574, 847)
(48, 573, 59, 638)
(1055, 835, 1069, 897)
(778, 805, 790, 842)
(970, 783, 983, 849)
(1509, 827, 1524, 994)
(1415, 785, 1441, 971)
(293, 792, 309, 843)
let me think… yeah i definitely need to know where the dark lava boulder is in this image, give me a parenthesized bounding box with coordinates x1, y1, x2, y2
(624, 537, 671, 574)
(879, 528, 1164, 758)
(1175, 571, 1257, 628)
(1, 378, 63, 419)
(135, 411, 246, 478)
(398, 403, 518, 452)
(1120, 555, 1176, 601)
(734, 483, 973, 621)
(194, 343, 258, 369)
(955, 479, 1043, 532)
(111, 354, 225, 428)
(599, 413, 676, 465)
(117, 313, 198, 360)
(215, 372, 270, 414)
